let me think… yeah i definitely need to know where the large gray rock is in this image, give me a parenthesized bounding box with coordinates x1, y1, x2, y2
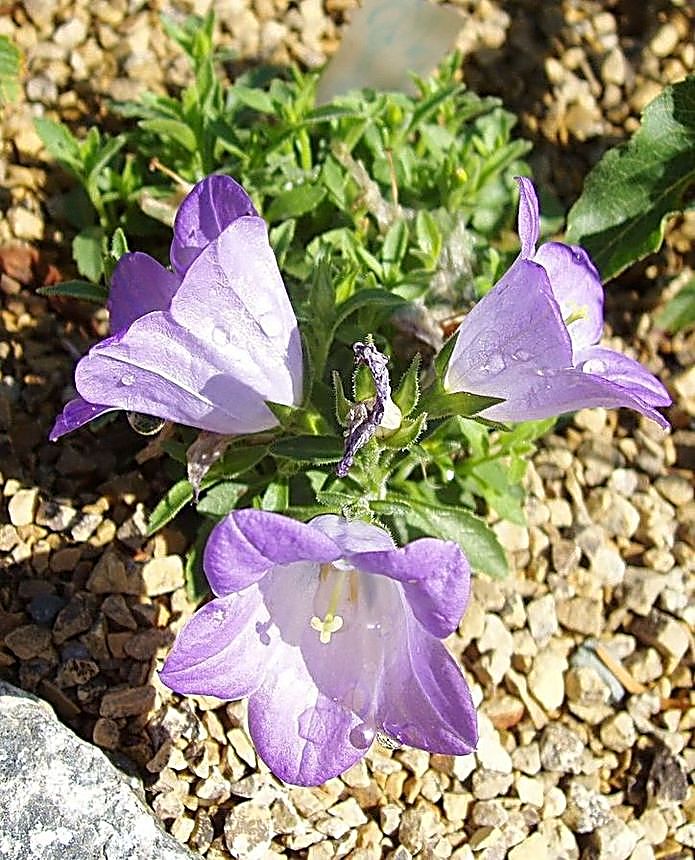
(0, 681, 196, 860)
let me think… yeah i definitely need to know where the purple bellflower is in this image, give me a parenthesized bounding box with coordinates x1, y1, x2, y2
(444, 177, 671, 428)
(160, 510, 477, 786)
(51, 175, 303, 440)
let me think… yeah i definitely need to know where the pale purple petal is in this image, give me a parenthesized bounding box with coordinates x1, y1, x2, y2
(170, 174, 257, 275)
(74, 314, 278, 434)
(444, 258, 572, 395)
(248, 647, 364, 786)
(533, 241, 604, 353)
(108, 252, 180, 331)
(576, 346, 672, 407)
(170, 216, 303, 408)
(49, 397, 117, 441)
(159, 590, 268, 700)
(378, 618, 477, 755)
(309, 514, 396, 554)
(204, 510, 341, 596)
(350, 539, 470, 638)
(479, 365, 670, 428)
(516, 176, 540, 258)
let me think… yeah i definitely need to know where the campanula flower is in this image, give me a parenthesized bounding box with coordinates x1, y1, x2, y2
(444, 177, 670, 428)
(160, 511, 477, 786)
(51, 175, 303, 440)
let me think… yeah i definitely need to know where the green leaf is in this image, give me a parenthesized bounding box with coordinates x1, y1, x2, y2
(655, 276, 695, 333)
(266, 185, 327, 222)
(269, 219, 296, 267)
(420, 389, 503, 420)
(393, 354, 421, 417)
(374, 495, 508, 578)
(147, 479, 194, 535)
(232, 84, 275, 114)
(270, 435, 343, 463)
(415, 210, 442, 262)
(138, 118, 198, 152)
(566, 76, 695, 280)
(72, 227, 104, 282)
(197, 481, 247, 515)
(0, 35, 22, 105)
(37, 279, 108, 303)
(382, 220, 409, 267)
(110, 227, 129, 261)
(34, 117, 82, 173)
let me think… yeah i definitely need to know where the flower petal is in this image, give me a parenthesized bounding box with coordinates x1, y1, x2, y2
(444, 258, 572, 395)
(170, 174, 257, 275)
(377, 614, 477, 755)
(204, 510, 341, 595)
(248, 646, 364, 786)
(350, 538, 470, 637)
(533, 241, 604, 353)
(516, 176, 540, 258)
(576, 346, 672, 407)
(170, 216, 303, 408)
(309, 514, 396, 554)
(74, 314, 278, 434)
(159, 589, 268, 700)
(108, 252, 180, 331)
(49, 397, 116, 441)
(479, 364, 670, 428)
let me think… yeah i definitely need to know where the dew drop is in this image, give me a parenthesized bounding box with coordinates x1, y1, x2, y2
(349, 723, 375, 750)
(127, 412, 165, 435)
(376, 730, 401, 750)
(512, 349, 531, 362)
(480, 352, 505, 374)
(212, 326, 229, 346)
(120, 372, 135, 387)
(583, 358, 607, 375)
(258, 310, 283, 339)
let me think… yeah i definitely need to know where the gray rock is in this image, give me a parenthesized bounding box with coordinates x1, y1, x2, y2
(0, 681, 195, 860)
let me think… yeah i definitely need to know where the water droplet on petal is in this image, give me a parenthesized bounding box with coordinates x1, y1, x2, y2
(120, 372, 135, 387)
(583, 358, 607, 375)
(480, 352, 505, 374)
(212, 326, 229, 346)
(512, 349, 531, 362)
(258, 310, 283, 339)
(349, 723, 375, 750)
(127, 412, 165, 435)
(376, 730, 400, 750)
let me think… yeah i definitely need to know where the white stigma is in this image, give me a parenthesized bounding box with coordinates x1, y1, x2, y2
(310, 613, 344, 644)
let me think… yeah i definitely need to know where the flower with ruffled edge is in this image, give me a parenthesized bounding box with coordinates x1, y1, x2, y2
(444, 177, 670, 428)
(51, 175, 303, 440)
(160, 510, 477, 786)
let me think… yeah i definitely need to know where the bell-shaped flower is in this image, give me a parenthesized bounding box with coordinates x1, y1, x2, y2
(444, 177, 670, 428)
(51, 175, 303, 440)
(160, 510, 477, 786)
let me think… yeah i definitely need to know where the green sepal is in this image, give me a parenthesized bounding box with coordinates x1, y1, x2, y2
(265, 401, 331, 435)
(381, 412, 427, 450)
(433, 329, 459, 378)
(392, 353, 421, 417)
(353, 363, 376, 401)
(332, 370, 353, 426)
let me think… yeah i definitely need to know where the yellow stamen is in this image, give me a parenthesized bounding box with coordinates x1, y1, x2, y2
(564, 305, 588, 327)
(310, 613, 344, 644)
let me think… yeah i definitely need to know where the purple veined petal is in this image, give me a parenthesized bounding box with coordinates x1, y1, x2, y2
(108, 252, 181, 331)
(515, 176, 540, 258)
(248, 643, 364, 786)
(49, 396, 117, 441)
(203, 510, 341, 596)
(576, 345, 672, 408)
(309, 514, 396, 555)
(74, 313, 280, 434)
(376, 609, 477, 755)
(170, 174, 258, 276)
(350, 538, 470, 638)
(533, 241, 604, 354)
(159, 589, 269, 700)
(477, 364, 670, 428)
(170, 216, 303, 408)
(444, 257, 572, 395)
